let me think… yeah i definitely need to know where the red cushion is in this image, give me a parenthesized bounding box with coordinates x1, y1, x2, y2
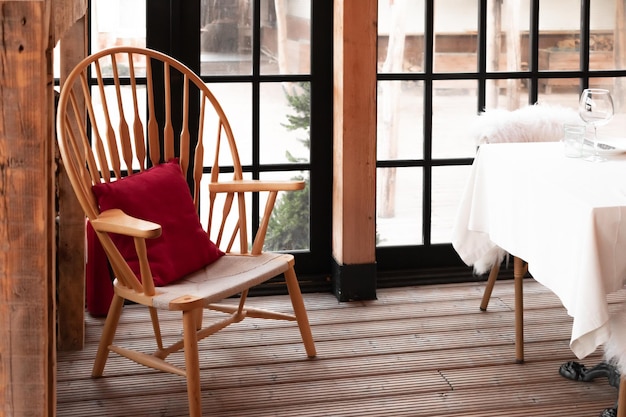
(92, 159, 223, 286)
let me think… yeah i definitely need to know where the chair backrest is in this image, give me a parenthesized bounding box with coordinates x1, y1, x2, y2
(56, 46, 252, 289)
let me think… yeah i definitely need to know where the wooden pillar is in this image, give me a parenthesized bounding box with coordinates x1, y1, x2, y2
(332, 0, 377, 301)
(0, 1, 55, 415)
(57, 15, 87, 351)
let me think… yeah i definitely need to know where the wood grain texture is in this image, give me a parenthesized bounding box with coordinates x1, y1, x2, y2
(332, 0, 377, 265)
(57, 279, 626, 416)
(52, 0, 87, 44)
(0, 1, 55, 415)
(57, 15, 87, 352)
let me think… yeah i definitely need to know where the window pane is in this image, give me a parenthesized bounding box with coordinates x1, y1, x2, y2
(484, 78, 529, 110)
(538, 77, 581, 95)
(376, 167, 423, 247)
(377, 80, 424, 161)
(431, 165, 473, 244)
(205, 83, 253, 166)
(54, 43, 60, 79)
(539, 48, 582, 73)
(590, 2, 620, 70)
(538, 0, 580, 71)
(537, 86, 579, 109)
(486, 0, 529, 73)
(260, 0, 311, 75)
(588, 77, 626, 139)
(200, 171, 310, 252)
(200, 172, 253, 248)
(87, 85, 147, 172)
(378, 0, 425, 74)
(91, 0, 146, 52)
(434, 0, 478, 73)
(432, 81, 478, 159)
(261, 171, 311, 251)
(200, 0, 253, 75)
(260, 82, 311, 164)
(88, 52, 147, 79)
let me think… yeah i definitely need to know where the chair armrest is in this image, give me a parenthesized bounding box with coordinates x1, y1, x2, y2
(90, 209, 162, 239)
(207, 179, 304, 255)
(208, 179, 305, 193)
(90, 209, 161, 295)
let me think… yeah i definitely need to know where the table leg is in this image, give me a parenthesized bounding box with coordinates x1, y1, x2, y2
(514, 256, 527, 364)
(479, 262, 500, 311)
(617, 376, 626, 417)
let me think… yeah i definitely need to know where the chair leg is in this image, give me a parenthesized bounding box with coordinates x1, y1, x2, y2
(284, 265, 317, 358)
(182, 309, 202, 417)
(92, 294, 125, 377)
(192, 307, 203, 331)
(479, 262, 501, 311)
(148, 307, 164, 350)
(513, 256, 526, 364)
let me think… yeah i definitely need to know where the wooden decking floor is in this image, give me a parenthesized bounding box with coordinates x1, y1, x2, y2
(57, 278, 626, 417)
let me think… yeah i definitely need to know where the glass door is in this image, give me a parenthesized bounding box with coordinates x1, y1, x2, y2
(89, 0, 333, 290)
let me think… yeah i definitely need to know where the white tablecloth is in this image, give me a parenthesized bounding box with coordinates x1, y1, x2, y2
(452, 141, 626, 359)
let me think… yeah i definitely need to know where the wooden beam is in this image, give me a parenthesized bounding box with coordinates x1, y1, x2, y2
(0, 1, 55, 415)
(52, 0, 87, 44)
(332, 0, 378, 299)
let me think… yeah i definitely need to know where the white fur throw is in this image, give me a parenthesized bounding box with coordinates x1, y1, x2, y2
(604, 308, 626, 374)
(472, 246, 508, 276)
(471, 103, 581, 145)
(468, 103, 580, 275)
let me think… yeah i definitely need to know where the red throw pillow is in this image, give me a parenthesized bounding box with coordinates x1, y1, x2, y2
(92, 159, 223, 286)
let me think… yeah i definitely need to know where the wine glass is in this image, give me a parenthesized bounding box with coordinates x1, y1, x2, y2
(579, 88, 614, 162)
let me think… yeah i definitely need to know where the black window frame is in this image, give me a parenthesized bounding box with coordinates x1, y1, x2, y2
(145, 0, 334, 293)
(375, 0, 626, 287)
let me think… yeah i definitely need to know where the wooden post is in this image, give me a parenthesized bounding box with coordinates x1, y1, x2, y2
(0, 0, 86, 413)
(0, 1, 55, 415)
(332, 0, 377, 300)
(57, 15, 87, 351)
(614, 0, 626, 110)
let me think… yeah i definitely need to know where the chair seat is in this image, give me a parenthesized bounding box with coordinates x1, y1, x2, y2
(148, 252, 292, 309)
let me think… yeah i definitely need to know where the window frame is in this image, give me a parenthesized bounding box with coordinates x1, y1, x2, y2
(375, 0, 626, 285)
(144, 0, 334, 291)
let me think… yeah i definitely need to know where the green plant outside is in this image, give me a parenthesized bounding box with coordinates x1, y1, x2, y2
(264, 82, 311, 251)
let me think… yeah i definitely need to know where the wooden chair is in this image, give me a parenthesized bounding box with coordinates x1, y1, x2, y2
(56, 46, 316, 416)
(471, 104, 579, 363)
